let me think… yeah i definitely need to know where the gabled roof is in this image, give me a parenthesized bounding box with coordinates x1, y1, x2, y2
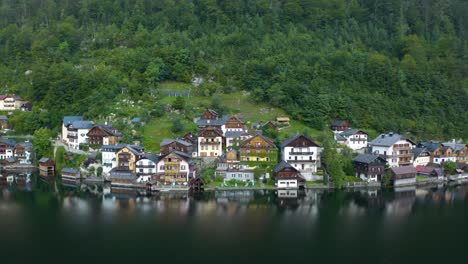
(198, 127, 223, 137)
(332, 120, 348, 126)
(391, 166, 417, 175)
(18, 141, 33, 151)
(419, 142, 441, 152)
(240, 134, 276, 148)
(352, 154, 386, 164)
(196, 116, 228, 127)
(224, 131, 249, 138)
(369, 133, 415, 147)
(0, 138, 17, 147)
(101, 144, 126, 152)
(159, 150, 192, 161)
(412, 147, 429, 159)
(280, 133, 320, 148)
(339, 129, 367, 137)
(442, 142, 466, 152)
(273, 160, 298, 173)
(68, 120, 94, 129)
(63, 116, 83, 125)
(145, 154, 159, 163)
(110, 169, 137, 180)
(91, 124, 123, 137)
(0, 115, 7, 120)
(39, 157, 51, 163)
(160, 138, 192, 147)
(122, 145, 145, 156)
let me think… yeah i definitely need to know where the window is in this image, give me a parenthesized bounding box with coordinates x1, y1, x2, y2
(181, 165, 186, 170)
(256, 157, 260, 161)
(160, 165, 164, 170)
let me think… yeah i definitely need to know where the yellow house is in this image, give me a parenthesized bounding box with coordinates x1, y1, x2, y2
(115, 145, 145, 173)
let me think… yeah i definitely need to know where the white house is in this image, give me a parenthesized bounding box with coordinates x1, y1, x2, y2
(335, 129, 368, 151)
(280, 134, 321, 181)
(0, 94, 27, 111)
(368, 132, 416, 167)
(101, 144, 125, 174)
(0, 139, 16, 160)
(136, 154, 158, 183)
(62, 116, 83, 143)
(412, 148, 431, 167)
(66, 120, 94, 149)
(156, 151, 195, 183)
(197, 127, 224, 157)
(225, 131, 251, 148)
(15, 141, 33, 164)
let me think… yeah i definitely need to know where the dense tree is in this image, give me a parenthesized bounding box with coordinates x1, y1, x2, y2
(0, 0, 466, 141)
(32, 128, 53, 159)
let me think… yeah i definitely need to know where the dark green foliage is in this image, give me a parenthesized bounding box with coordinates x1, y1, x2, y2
(172, 96, 186, 111)
(0, 0, 466, 141)
(32, 128, 52, 159)
(171, 118, 184, 133)
(443, 161, 457, 175)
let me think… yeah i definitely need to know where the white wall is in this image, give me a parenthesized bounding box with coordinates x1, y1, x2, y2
(277, 179, 298, 188)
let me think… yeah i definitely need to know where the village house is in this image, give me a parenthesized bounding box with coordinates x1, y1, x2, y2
(62, 116, 84, 144)
(276, 117, 290, 127)
(197, 127, 224, 157)
(0, 138, 16, 160)
(273, 160, 305, 188)
(330, 120, 351, 133)
(441, 141, 468, 163)
(0, 94, 29, 111)
(101, 144, 125, 174)
(115, 145, 145, 173)
(368, 133, 415, 167)
(391, 166, 417, 186)
(239, 134, 278, 173)
(225, 131, 251, 148)
(39, 157, 55, 178)
(0, 115, 8, 129)
(61, 168, 81, 182)
(14, 141, 33, 164)
(135, 154, 158, 182)
(155, 151, 195, 185)
(335, 129, 368, 151)
(87, 123, 123, 146)
(416, 166, 445, 180)
(280, 134, 321, 181)
(160, 138, 194, 156)
(65, 120, 94, 149)
(196, 109, 227, 130)
(352, 154, 387, 182)
(110, 170, 137, 186)
(215, 149, 255, 182)
(418, 142, 459, 164)
(412, 147, 431, 167)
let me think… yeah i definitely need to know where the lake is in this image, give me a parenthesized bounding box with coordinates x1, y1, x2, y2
(0, 172, 467, 263)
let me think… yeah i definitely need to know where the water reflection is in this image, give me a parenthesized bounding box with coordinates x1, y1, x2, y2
(1, 172, 468, 262)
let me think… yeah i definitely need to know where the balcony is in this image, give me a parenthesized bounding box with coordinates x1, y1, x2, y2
(393, 153, 412, 158)
(136, 165, 155, 168)
(349, 138, 366, 142)
(393, 146, 411, 150)
(287, 159, 316, 163)
(200, 141, 221, 145)
(289, 151, 314, 155)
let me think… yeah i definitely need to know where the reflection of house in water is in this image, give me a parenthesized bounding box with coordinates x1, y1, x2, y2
(353, 189, 386, 211)
(215, 190, 255, 204)
(386, 186, 416, 216)
(1, 170, 34, 191)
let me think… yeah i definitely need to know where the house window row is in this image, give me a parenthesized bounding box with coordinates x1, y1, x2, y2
(159, 165, 186, 170)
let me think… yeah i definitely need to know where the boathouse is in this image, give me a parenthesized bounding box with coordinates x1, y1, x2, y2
(39, 157, 55, 178)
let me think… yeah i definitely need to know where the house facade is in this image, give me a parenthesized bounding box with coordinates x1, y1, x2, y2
(115, 146, 145, 173)
(160, 138, 193, 156)
(330, 120, 351, 133)
(412, 148, 431, 167)
(101, 144, 125, 174)
(66, 120, 94, 149)
(14, 141, 33, 164)
(39, 158, 55, 178)
(273, 161, 305, 188)
(135, 154, 158, 182)
(62, 116, 83, 144)
(0, 139, 16, 160)
(155, 151, 194, 184)
(280, 134, 320, 181)
(368, 133, 415, 167)
(352, 154, 387, 182)
(240, 134, 278, 165)
(0, 95, 27, 111)
(335, 129, 368, 151)
(87, 124, 123, 146)
(197, 127, 224, 157)
(215, 149, 255, 182)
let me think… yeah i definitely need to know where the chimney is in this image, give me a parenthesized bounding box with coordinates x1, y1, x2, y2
(389, 132, 393, 137)
(381, 134, 385, 138)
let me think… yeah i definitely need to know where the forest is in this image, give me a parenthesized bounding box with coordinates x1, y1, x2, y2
(0, 0, 467, 141)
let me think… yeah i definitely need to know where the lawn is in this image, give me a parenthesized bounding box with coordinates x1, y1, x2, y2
(306, 180, 325, 187)
(416, 175, 427, 181)
(145, 81, 324, 149)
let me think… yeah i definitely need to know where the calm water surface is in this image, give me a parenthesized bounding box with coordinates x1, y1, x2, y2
(0, 172, 467, 263)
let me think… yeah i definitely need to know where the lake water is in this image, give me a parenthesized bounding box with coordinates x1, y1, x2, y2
(1, 172, 467, 263)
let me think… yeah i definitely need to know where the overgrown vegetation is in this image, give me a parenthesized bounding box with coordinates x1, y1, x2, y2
(0, 0, 466, 142)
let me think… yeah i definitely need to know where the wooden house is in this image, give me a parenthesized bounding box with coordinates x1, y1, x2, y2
(115, 145, 145, 173)
(391, 166, 417, 186)
(276, 117, 290, 126)
(330, 120, 351, 133)
(61, 168, 81, 184)
(110, 169, 137, 186)
(239, 134, 278, 164)
(155, 151, 195, 184)
(39, 157, 55, 178)
(87, 124, 123, 146)
(352, 154, 387, 182)
(202, 109, 219, 120)
(273, 161, 305, 188)
(160, 138, 193, 156)
(0, 115, 8, 129)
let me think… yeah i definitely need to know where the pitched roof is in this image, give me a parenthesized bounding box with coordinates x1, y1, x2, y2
(0, 115, 7, 120)
(93, 124, 123, 137)
(18, 141, 33, 151)
(419, 142, 441, 152)
(332, 120, 348, 126)
(369, 133, 414, 147)
(39, 157, 51, 163)
(145, 154, 159, 163)
(391, 166, 417, 175)
(159, 150, 192, 161)
(0, 138, 17, 147)
(339, 129, 367, 137)
(160, 138, 192, 147)
(241, 134, 276, 148)
(196, 116, 228, 127)
(412, 147, 429, 159)
(273, 160, 297, 173)
(224, 131, 249, 138)
(110, 169, 137, 180)
(280, 133, 319, 148)
(198, 127, 223, 137)
(352, 154, 386, 164)
(442, 142, 466, 152)
(101, 144, 126, 151)
(63, 116, 83, 125)
(69, 120, 94, 129)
